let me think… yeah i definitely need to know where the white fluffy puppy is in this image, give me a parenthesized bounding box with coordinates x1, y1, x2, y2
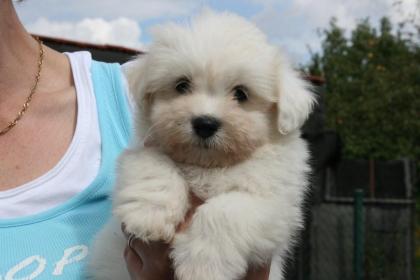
(89, 11, 315, 280)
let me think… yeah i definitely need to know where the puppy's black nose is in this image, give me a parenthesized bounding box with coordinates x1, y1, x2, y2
(192, 116, 221, 139)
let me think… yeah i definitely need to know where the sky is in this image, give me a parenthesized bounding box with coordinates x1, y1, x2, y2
(15, 0, 419, 65)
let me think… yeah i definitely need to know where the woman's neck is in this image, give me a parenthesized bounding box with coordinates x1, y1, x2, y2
(0, 0, 42, 102)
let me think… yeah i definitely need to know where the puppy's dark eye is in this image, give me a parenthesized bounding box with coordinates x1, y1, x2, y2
(233, 85, 249, 103)
(175, 78, 191, 94)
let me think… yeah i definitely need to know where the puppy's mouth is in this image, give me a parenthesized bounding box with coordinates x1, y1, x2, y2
(158, 130, 258, 168)
(153, 116, 259, 167)
(196, 138, 217, 150)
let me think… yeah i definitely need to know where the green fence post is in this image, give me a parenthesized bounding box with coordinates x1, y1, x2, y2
(354, 189, 364, 280)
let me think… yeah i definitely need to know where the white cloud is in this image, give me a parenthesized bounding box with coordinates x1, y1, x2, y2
(16, 0, 204, 50)
(26, 17, 143, 49)
(388, 0, 420, 26)
(251, 0, 419, 64)
(16, 0, 201, 22)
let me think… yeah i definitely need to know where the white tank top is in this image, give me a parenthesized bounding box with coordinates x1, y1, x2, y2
(0, 52, 102, 218)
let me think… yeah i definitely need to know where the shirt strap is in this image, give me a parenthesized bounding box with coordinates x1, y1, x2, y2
(90, 61, 133, 149)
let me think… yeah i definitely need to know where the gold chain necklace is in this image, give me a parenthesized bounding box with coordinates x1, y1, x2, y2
(0, 37, 44, 136)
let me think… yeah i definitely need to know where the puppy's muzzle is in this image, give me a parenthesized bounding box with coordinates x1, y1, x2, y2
(192, 115, 221, 139)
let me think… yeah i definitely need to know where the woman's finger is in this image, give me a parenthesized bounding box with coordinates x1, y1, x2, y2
(244, 264, 271, 280)
(122, 231, 174, 280)
(123, 245, 143, 279)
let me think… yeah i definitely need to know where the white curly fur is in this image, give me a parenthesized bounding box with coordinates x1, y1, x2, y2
(89, 10, 315, 280)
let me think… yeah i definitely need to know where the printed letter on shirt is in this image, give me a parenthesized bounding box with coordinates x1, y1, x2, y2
(53, 245, 88, 276)
(5, 255, 46, 280)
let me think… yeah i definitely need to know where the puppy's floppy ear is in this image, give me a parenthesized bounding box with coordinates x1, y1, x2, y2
(122, 54, 147, 105)
(276, 57, 316, 135)
(123, 55, 154, 138)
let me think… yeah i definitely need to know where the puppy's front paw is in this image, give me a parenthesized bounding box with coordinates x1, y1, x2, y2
(115, 178, 188, 242)
(171, 221, 247, 280)
(114, 148, 189, 242)
(121, 205, 179, 242)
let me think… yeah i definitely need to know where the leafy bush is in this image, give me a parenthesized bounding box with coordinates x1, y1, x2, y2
(305, 17, 419, 161)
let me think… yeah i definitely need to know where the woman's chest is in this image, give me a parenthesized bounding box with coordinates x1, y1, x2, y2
(0, 87, 76, 191)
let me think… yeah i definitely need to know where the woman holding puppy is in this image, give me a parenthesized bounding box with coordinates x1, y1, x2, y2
(0, 0, 269, 279)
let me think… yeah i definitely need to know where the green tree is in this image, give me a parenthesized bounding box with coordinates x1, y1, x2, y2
(306, 17, 420, 161)
(305, 18, 420, 279)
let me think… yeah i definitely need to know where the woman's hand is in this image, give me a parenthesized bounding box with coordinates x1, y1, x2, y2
(122, 194, 271, 280)
(243, 265, 271, 280)
(123, 234, 174, 280)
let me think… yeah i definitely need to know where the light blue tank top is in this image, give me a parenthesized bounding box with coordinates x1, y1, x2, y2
(0, 61, 133, 279)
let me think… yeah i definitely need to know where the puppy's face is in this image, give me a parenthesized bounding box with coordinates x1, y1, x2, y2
(126, 12, 315, 168)
(148, 62, 277, 167)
